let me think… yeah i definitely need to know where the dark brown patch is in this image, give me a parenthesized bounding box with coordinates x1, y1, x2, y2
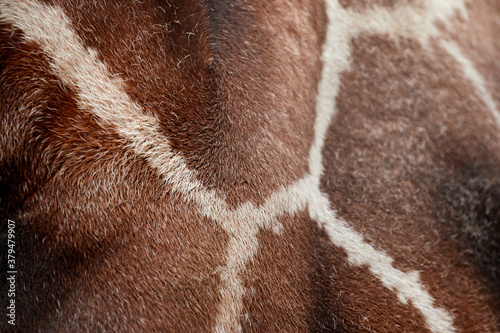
(321, 33, 500, 331)
(37, 202, 228, 333)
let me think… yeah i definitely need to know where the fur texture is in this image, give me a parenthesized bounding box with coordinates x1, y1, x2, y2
(0, 0, 499, 332)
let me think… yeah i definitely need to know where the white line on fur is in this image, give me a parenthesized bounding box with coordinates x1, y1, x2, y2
(0, 1, 462, 332)
(441, 40, 500, 126)
(308, 191, 456, 333)
(345, 0, 468, 47)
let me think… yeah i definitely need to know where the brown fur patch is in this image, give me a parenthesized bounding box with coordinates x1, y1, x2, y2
(240, 210, 429, 332)
(239, 211, 316, 332)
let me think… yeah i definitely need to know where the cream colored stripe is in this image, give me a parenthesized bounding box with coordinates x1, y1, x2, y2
(0, 1, 462, 332)
(308, 192, 455, 333)
(441, 40, 500, 126)
(346, 1, 468, 47)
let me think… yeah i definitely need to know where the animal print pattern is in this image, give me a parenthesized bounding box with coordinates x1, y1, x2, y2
(1, 0, 499, 332)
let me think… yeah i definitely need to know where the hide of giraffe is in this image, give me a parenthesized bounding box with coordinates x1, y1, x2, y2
(1, 0, 499, 332)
